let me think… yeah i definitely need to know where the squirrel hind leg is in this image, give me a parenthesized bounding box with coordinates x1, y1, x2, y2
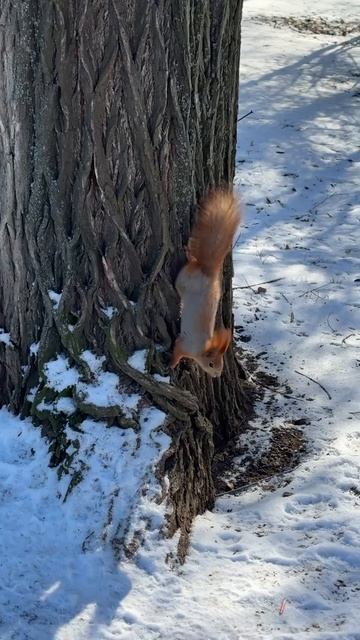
(170, 338, 187, 368)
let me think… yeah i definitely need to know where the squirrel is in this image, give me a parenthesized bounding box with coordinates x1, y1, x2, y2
(171, 189, 241, 377)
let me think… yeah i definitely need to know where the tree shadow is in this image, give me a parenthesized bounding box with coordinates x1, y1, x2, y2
(234, 28, 360, 337)
(0, 526, 133, 639)
(0, 410, 146, 640)
(236, 33, 360, 229)
(232, 21, 360, 425)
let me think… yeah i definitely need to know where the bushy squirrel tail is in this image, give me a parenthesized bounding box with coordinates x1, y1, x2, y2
(187, 189, 241, 277)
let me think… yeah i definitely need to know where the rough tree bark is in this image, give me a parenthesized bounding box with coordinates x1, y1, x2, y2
(0, 0, 252, 554)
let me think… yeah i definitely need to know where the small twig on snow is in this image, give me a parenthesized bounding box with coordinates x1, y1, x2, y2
(309, 192, 345, 216)
(294, 370, 332, 400)
(342, 333, 356, 345)
(233, 277, 284, 290)
(215, 474, 279, 498)
(245, 372, 301, 401)
(237, 109, 253, 122)
(326, 313, 339, 334)
(281, 292, 291, 305)
(297, 282, 332, 298)
(215, 463, 297, 498)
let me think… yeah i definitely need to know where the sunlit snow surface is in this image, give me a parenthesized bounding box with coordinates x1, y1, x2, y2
(0, 0, 359, 637)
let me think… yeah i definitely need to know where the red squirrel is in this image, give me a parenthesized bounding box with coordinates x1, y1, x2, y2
(171, 189, 241, 377)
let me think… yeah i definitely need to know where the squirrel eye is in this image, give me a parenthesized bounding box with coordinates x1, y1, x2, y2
(208, 362, 214, 368)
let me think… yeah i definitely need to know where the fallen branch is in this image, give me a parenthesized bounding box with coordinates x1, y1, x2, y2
(241, 366, 302, 401)
(294, 370, 332, 400)
(233, 277, 284, 290)
(237, 109, 253, 122)
(309, 192, 345, 216)
(298, 282, 332, 298)
(216, 466, 294, 498)
(327, 313, 338, 334)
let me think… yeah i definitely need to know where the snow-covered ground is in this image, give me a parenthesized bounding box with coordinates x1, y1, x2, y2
(1, 1, 359, 638)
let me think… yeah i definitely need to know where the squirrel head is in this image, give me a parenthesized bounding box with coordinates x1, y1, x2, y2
(170, 329, 232, 377)
(195, 328, 232, 377)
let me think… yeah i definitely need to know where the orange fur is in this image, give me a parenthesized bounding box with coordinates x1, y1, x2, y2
(171, 189, 241, 377)
(186, 189, 241, 277)
(204, 328, 232, 355)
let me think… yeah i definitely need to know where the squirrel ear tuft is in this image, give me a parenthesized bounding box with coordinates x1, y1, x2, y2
(217, 328, 232, 353)
(205, 328, 232, 354)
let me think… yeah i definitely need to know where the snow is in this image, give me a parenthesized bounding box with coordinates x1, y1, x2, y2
(244, 0, 359, 20)
(153, 374, 170, 384)
(44, 354, 80, 391)
(0, 406, 170, 640)
(127, 350, 171, 383)
(48, 289, 62, 309)
(43, 352, 141, 415)
(26, 386, 38, 402)
(0, 328, 13, 347)
(81, 349, 106, 375)
(37, 396, 76, 415)
(30, 342, 40, 355)
(0, 1, 359, 638)
(78, 351, 140, 412)
(128, 348, 148, 373)
(102, 306, 118, 319)
(77, 370, 140, 412)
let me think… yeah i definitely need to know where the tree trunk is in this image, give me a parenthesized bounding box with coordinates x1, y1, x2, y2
(0, 0, 251, 554)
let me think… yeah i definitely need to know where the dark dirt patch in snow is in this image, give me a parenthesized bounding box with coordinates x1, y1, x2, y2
(213, 349, 307, 497)
(251, 15, 360, 36)
(213, 423, 306, 497)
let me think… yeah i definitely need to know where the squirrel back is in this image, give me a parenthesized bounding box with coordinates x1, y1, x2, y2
(186, 189, 241, 277)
